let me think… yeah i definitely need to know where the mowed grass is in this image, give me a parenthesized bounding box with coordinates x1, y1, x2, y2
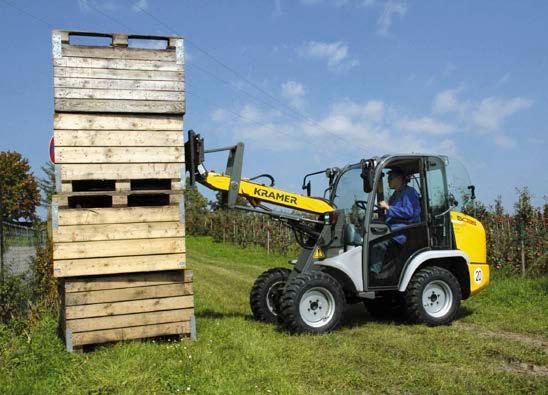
(1, 236, 547, 394)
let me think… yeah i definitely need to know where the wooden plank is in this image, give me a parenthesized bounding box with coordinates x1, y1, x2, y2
(54, 113, 182, 130)
(55, 130, 183, 147)
(53, 222, 185, 242)
(57, 205, 180, 225)
(64, 270, 191, 293)
(54, 66, 183, 81)
(65, 295, 194, 319)
(55, 147, 184, 164)
(55, 88, 184, 101)
(65, 283, 193, 306)
(66, 308, 193, 333)
(72, 321, 191, 346)
(60, 163, 182, 180)
(54, 98, 184, 114)
(54, 57, 182, 71)
(54, 77, 183, 91)
(53, 237, 185, 260)
(54, 253, 186, 277)
(61, 44, 176, 62)
(111, 34, 128, 47)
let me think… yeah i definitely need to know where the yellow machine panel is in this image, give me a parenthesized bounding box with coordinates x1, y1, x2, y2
(451, 211, 489, 295)
(205, 172, 335, 214)
(451, 211, 486, 263)
(467, 263, 490, 295)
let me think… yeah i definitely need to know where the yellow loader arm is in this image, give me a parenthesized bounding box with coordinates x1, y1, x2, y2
(204, 171, 334, 214)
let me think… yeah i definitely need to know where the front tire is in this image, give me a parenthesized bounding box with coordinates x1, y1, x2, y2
(250, 268, 291, 323)
(279, 271, 345, 334)
(404, 266, 461, 325)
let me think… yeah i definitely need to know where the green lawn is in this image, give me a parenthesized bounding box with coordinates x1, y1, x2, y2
(1, 236, 546, 394)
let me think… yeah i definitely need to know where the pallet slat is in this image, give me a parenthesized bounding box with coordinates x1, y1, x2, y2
(54, 77, 184, 91)
(64, 270, 192, 293)
(53, 222, 185, 242)
(54, 113, 183, 131)
(54, 67, 183, 82)
(61, 44, 176, 62)
(66, 295, 193, 319)
(57, 205, 181, 225)
(54, 253, 186, 277)
(55, 88, 184, 101)
(65, 282, 193, 306)
(59, 163, 182, 181)
(53, 237, 185, 260)
(55, 130, 183, 147)
(71, 321, 191, 346)
(55, 146, 184, 164)
(55, 98, 184, 114)
(54, 57, 182, 71)
(66, 308, 193, 333)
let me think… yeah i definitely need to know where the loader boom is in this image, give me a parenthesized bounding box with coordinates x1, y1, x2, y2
(185, 130, 335, 216)
(203, 172, 334, 214)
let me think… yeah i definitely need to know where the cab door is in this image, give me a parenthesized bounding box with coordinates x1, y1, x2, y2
(425, 157, 451, 249)
(364, 158, 429, 289)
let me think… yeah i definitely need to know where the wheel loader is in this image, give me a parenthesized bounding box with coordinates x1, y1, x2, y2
(184, 130, 490, 333)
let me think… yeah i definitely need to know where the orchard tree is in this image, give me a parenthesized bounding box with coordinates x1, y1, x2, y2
(38, 161, 56, 208)
(0, 151, 40, 222)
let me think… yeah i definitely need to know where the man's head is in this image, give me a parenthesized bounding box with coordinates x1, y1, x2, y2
(387, 168, 406, 190)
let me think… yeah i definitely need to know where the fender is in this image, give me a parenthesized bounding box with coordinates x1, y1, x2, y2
(398, 250, 469, 292)
(315, 246, 364, 292)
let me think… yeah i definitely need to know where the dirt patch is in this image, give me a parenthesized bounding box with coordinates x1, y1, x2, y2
(454, 322, 548, 352)
(502, 362, 548, 377)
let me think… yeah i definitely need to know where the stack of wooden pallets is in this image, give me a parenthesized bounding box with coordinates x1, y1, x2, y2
(50, 30, 194, 352)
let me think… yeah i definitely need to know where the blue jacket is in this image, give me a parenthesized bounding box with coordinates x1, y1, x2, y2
(386, 185, 421, 244)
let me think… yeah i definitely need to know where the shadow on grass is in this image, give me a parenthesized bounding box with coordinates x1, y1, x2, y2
(196, 309, 254, 320)
(455, 306, 474, 320)
(340, 303, 475, 329)
(195, 305, 475, 332)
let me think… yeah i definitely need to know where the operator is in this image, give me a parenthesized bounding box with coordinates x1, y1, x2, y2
(370, 168, 421, 276)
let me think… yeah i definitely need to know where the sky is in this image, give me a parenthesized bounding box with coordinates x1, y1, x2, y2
(0, 0, 546, 212)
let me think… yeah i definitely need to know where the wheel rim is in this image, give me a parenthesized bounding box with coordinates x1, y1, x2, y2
(422, 280, 453, 318)
(266, 281, 283, 315)
(299, 287, 336, 328)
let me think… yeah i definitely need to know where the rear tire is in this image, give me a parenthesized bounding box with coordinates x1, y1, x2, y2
(250, 268, 291, 323)
(279, 271, 345, 334)
(404, 266, 461, 326)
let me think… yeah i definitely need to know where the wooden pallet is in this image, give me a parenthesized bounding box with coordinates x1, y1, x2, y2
(52, 30, 184, 114)
(52, 190, 183, 208)
(54, 112, 185, 185)
(59, 177, 182, 194)
(60, 270, 195, 351)
(52, 204, 186, 278)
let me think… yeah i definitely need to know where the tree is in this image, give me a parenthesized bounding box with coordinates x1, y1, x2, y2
(38, 161, 56, 209)
(0, 151, 39, 223)
(514, 187, 535, 277)
(184, 179, 210, 235)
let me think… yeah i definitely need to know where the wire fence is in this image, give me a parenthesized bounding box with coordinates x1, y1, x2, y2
(0, 222, 46, 277)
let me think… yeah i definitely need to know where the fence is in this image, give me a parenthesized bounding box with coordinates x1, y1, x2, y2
(0, 221, 46, 277)
(187, 206, 547, 276)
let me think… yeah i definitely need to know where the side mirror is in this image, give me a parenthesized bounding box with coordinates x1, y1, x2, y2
(304, 180, 311, 197)
(360, 160, 375, 193)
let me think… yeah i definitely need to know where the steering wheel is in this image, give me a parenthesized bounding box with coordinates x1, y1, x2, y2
(354, 200, 368, 211)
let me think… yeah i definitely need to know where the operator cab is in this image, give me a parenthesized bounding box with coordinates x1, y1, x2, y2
(330, 155, 456, 290)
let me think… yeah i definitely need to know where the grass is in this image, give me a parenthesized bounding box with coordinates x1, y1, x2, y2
(1, 236, 547, 394)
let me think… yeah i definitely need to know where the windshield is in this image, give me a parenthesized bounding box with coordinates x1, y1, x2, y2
(445, 156, 473, 212)
(332, 166, 368, 210)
